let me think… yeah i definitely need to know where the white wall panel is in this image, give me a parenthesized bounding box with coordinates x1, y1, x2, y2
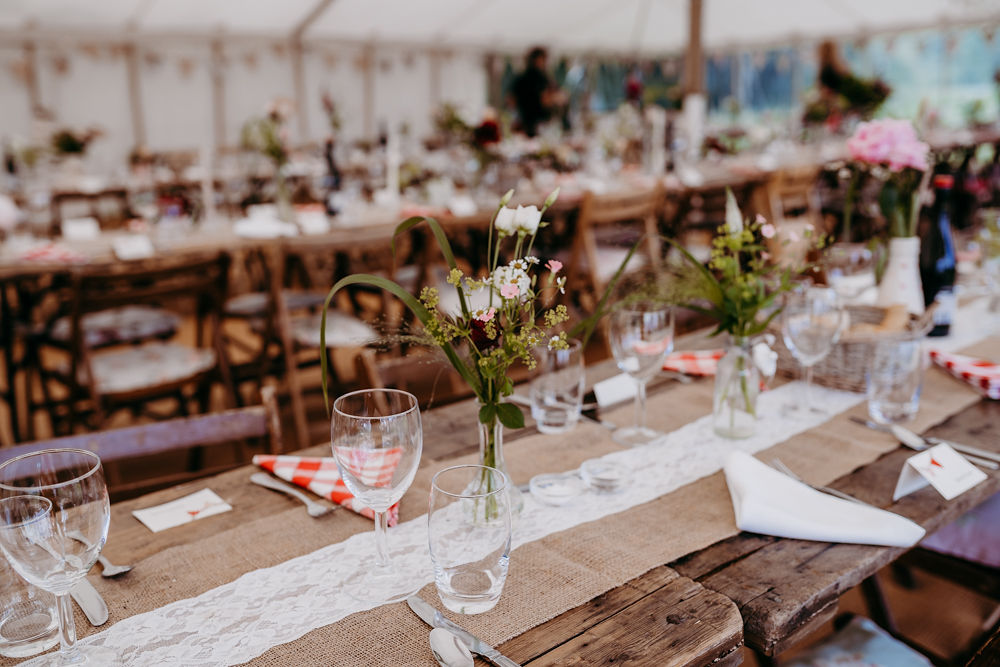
(140, 43, 212, 154)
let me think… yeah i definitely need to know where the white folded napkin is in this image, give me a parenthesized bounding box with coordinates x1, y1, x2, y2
(232, 216, 299, 239)
(723, 451, 925, 547)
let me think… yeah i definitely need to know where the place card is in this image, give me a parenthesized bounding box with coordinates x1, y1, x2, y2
(593, 373, 637, 407)
(61, 217, 101, 241)
(132, 489, 232, 533)
(111, 234, 155, 261)
(892, 443, 987, 501)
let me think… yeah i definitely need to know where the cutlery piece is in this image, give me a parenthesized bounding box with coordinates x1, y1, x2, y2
(770, 458, 872, 506)
(67, 531, 132, 578)
(250, 473, 334, 517)
(407, 596, 521, 667)
(70, 579, 109, 626)
(662, 370, 694, 384)
(849, 417, 1000, 470)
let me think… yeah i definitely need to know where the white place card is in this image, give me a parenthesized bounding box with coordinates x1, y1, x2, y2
(132, 489, 232, 533)
(61, 217, 101, 241)
(111, 234, 155, 261)
(892, 443, 987, 501)
(593, 373, 637, 408)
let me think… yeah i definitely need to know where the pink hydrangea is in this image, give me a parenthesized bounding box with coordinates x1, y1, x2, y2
(847, 119, 929, 172)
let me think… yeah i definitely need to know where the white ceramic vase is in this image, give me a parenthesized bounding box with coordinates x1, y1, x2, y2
(876, 236, 924, 315)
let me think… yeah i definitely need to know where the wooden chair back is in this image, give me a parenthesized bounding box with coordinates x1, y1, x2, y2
(354, 348, 470, 409)
(763, 166, 822, 267)
(1, 385, 282, 500)
(569, 186, 663, 304)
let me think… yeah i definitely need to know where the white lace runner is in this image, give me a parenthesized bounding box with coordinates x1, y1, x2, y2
(26, 381, 866, 666)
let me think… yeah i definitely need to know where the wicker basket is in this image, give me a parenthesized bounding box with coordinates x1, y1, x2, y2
(771, 304, 932, 393)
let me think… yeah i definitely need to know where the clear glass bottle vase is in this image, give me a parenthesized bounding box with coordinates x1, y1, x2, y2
(713, 337, 760, 439)
(477, 406, 524, 516)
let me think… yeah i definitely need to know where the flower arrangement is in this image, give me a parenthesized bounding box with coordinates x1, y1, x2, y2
(51, 127, 102, 156)
(847, 118, 930, 238)
(320, 188, 635, 502)
(240, 98, 293, 167)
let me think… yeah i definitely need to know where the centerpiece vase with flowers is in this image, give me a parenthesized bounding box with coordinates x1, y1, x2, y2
(666, 191, 809, 438)
(846, 118, 931, 315)
(320, 188, 636, 517)
(241, 98, 295, 223)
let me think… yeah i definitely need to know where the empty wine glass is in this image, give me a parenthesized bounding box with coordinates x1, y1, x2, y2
(781, 286, 846, 413)
(331, 388, 422, 603)
(0, 449, 115, 665)
(608, 305, 675, 446)
(822, 242, 875, 302)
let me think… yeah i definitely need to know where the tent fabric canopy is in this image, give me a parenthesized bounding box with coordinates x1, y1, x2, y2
(2, 0, 998, 54)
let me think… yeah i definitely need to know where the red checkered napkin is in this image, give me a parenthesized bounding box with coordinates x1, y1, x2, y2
(929, 350, 1000, 400)
(19, 243, 88, 264)
(663, 349, 724, 376)
(252, 452, 402, 525)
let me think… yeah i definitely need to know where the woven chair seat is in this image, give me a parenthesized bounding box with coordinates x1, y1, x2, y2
(224, 290, 328, 317)
(62, 342, 216, 395)
(49, 306, 180, 348)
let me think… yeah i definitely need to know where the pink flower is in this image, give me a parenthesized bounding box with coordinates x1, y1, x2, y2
(473, 308, 496, 323)
(755, 214, 767, 225)
(847, 118, 929, 173)
(760, 223, 776, 239)
(546, 259, 563, 273)
(500, 283, 519, 299)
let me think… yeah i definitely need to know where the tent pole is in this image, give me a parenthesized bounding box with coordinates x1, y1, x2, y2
(24, 40, 42, 117)
(211, 39, 226, 151)
(124, 43, 147, 148)
(362, 43, 375, 140)
(291, 40, 309, 140)
(684, 0, 704, 95)
(429, 49, 442, 108)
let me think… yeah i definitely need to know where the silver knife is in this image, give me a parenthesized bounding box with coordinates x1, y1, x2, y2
(406, 596, 521, 667)
(71, 578, 109, 626)
(849, 417, 999, 470)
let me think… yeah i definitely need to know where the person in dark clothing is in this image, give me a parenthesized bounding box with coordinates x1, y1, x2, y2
(511, 47, 556, 137)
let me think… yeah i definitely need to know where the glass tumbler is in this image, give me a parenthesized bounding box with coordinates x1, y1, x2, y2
(0, 552, 58, 659)
(867, 336, 925, 424)
(428, 465, 511, 615)
(530, 339, 585, 434)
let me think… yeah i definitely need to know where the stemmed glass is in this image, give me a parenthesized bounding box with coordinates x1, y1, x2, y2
(0, 449, 115, 665)
(608, 305, 675, 446)
(781, 286, 847, 413)
(331, 388, 422, 603)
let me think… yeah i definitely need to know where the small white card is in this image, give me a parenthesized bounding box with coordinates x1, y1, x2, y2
(132, 489, 232, 533)
(892, 443, 987, 501)
(593, 373, 638, 407)
(61, 217, 101, 241)
(111, 234, 155, 261)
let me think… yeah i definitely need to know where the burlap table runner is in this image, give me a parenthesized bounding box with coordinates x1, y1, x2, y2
(10, 337, 995, 666)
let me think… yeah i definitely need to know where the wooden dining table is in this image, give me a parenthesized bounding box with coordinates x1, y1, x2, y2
(5, 318, 995, 666)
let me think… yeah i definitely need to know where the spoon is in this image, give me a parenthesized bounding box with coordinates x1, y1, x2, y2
(250, 473, 333, 517)
(67, 530, 133, 578)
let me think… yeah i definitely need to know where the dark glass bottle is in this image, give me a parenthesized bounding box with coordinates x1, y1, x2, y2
(920, 174, 957, 337)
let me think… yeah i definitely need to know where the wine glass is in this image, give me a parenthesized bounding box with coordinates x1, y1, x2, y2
(331, 388, 422, 603)
(0, 449, 115, 665)
(607, 305, 675, 446)
(781, 286, 846, 413)
(822, 243, 875, 302)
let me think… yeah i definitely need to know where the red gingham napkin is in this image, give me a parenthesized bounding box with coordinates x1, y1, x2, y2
(663, 349, 724, 376)
(18, 243, 88, 264)
(928, 350, 1000, 400)
(252, 453, 402, 525)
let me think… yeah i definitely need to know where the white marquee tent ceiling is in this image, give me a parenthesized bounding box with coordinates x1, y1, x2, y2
(1, 0, 998, 54)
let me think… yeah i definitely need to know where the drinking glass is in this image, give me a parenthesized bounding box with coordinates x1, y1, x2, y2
(428, 465, 511, 614)
(331, 388, 422, 603)
(530, 339, 585, 434)
(0, 551, 58, 659)
(822, 242, 875, 302)
(0, 449, 115, 665)
(867, 336, 925, 424)
(781, 286, 846, 413)
(608, 305, 674, 446)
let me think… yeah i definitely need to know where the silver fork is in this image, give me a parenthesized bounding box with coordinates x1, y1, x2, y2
(770, 458, 873, 507)
(250, 473, 333, 517)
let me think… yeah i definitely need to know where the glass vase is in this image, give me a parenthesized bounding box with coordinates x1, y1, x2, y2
(476, 405, 523, 516)
(713, 338, 759, 439)
(275, 170, 295, 224)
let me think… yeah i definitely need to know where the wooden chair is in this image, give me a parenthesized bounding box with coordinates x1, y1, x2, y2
(761, 166, 823, 267)
(31, 251, 234, 434)
(0, 385, 282, 501)
(566, 186, 664, 313)
(354, 348, 470, 410)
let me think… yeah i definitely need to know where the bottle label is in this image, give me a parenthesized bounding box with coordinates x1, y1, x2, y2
(933, 288, 956, 327)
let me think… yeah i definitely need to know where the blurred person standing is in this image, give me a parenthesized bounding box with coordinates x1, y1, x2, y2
(511, 47, 566, 137)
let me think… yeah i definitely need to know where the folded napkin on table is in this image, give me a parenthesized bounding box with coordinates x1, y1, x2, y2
(928, 349, 1000, 399)
(232, 217, 299, 239)
(253, 454, 400, 525)
(723, 451, 925, 547)
(663, 349, 724, 376)
(18, 243, 88, 264)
